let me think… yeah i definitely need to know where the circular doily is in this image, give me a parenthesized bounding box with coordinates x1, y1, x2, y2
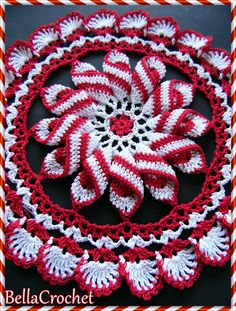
(5, 9, 231, 300)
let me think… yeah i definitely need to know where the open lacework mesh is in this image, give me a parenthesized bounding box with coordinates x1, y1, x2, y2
(5, 10, 231, 300)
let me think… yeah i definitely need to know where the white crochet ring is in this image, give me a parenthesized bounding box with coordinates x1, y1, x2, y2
(5, 9, 231, 300)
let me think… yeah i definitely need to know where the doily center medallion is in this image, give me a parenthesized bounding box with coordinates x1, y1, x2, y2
(5, 9, 231, 300)
(29, 49, 213, 220)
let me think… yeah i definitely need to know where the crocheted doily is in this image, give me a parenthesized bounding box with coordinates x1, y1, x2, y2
(5, 10, 231, 300)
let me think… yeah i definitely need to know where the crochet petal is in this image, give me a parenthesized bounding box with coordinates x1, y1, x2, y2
(76, 249, 121, 296)
(103, 50, 132, 101)
(41, 133, 99, 178)
(177, 30, 212, 57)
(153, 108, 211, 138)
(71, 147, 111, 208)
(149, 133, 207, 174)
(142, 80, 194, 117)
(41, 84, 97, 117)
(57, 12, 85, 41)
(134, 145, 178, 205)
(131, 56, 166, 105)
(200, 48, 231, 79)
(147, 17, 180, 46)
(6, 220, 44, 268)
(37, 237, 83, 285)
(191, 222, 230, 266)
(109, 149, 144, 219)
(119, 10, 149, 37)
(71, 60, 113, 103)
(30, 114, 94, 146)
(85, 9, 118, 35)
(29, 24, 61, 55)
(5, 41, 36, 75)
(158, 241, 202, 289)
(119, 248, 163, 300)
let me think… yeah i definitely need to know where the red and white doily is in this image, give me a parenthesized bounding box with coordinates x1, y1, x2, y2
(5, 10, 231, 300)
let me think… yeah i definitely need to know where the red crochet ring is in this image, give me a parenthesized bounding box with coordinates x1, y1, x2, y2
(5, 9, 231, 300)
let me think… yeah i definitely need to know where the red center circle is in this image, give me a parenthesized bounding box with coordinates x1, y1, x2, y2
(110, 113, 134, 137)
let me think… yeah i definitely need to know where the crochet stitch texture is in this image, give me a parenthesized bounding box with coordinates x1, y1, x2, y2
(5, 9, 231, 300)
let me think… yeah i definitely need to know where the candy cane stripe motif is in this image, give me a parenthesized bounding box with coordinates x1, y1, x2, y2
(30, 114, 94, 146)
(41, 132, 100, 178)
(149, 133, 207, 174)
(131, 56, 166, 105)
(143, 80, 195, 117)
(153, 108, 211, 138)
(110, 149, 144, 219)
(71, 147, 112, 208)
(134, 145, 178, 205)
(103, 50, 132, 101)
(71, 61, 113, 103)
(41, 84, 97, 117)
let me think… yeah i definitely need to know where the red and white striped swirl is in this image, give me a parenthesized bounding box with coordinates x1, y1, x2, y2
(30, 114, 94, 146)
(134, 145, 178, 206)
(143, 80, 194, 117)
(41, 84, 96, 117)
(149, 133, 206, 174)
(110, 149, 144, 219)
(71, 60, 113, 103)
(103, 49, 132, 101)
(131, 56, 166, 105)
(71, 147, 111, 208)
(152, 108, 211, 138)
(41, 132, 99, 178)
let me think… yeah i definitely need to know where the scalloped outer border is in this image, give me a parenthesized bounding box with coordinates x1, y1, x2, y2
(1, 2, 235, 310)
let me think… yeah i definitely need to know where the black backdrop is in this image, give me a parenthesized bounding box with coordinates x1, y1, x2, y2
(5, 5, 231, 306)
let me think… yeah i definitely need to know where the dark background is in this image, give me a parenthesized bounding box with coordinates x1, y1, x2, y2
(5, 5, 231, 306)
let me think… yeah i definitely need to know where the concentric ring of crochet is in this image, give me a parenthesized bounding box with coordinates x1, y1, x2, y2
(5, 10, 231, 300)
